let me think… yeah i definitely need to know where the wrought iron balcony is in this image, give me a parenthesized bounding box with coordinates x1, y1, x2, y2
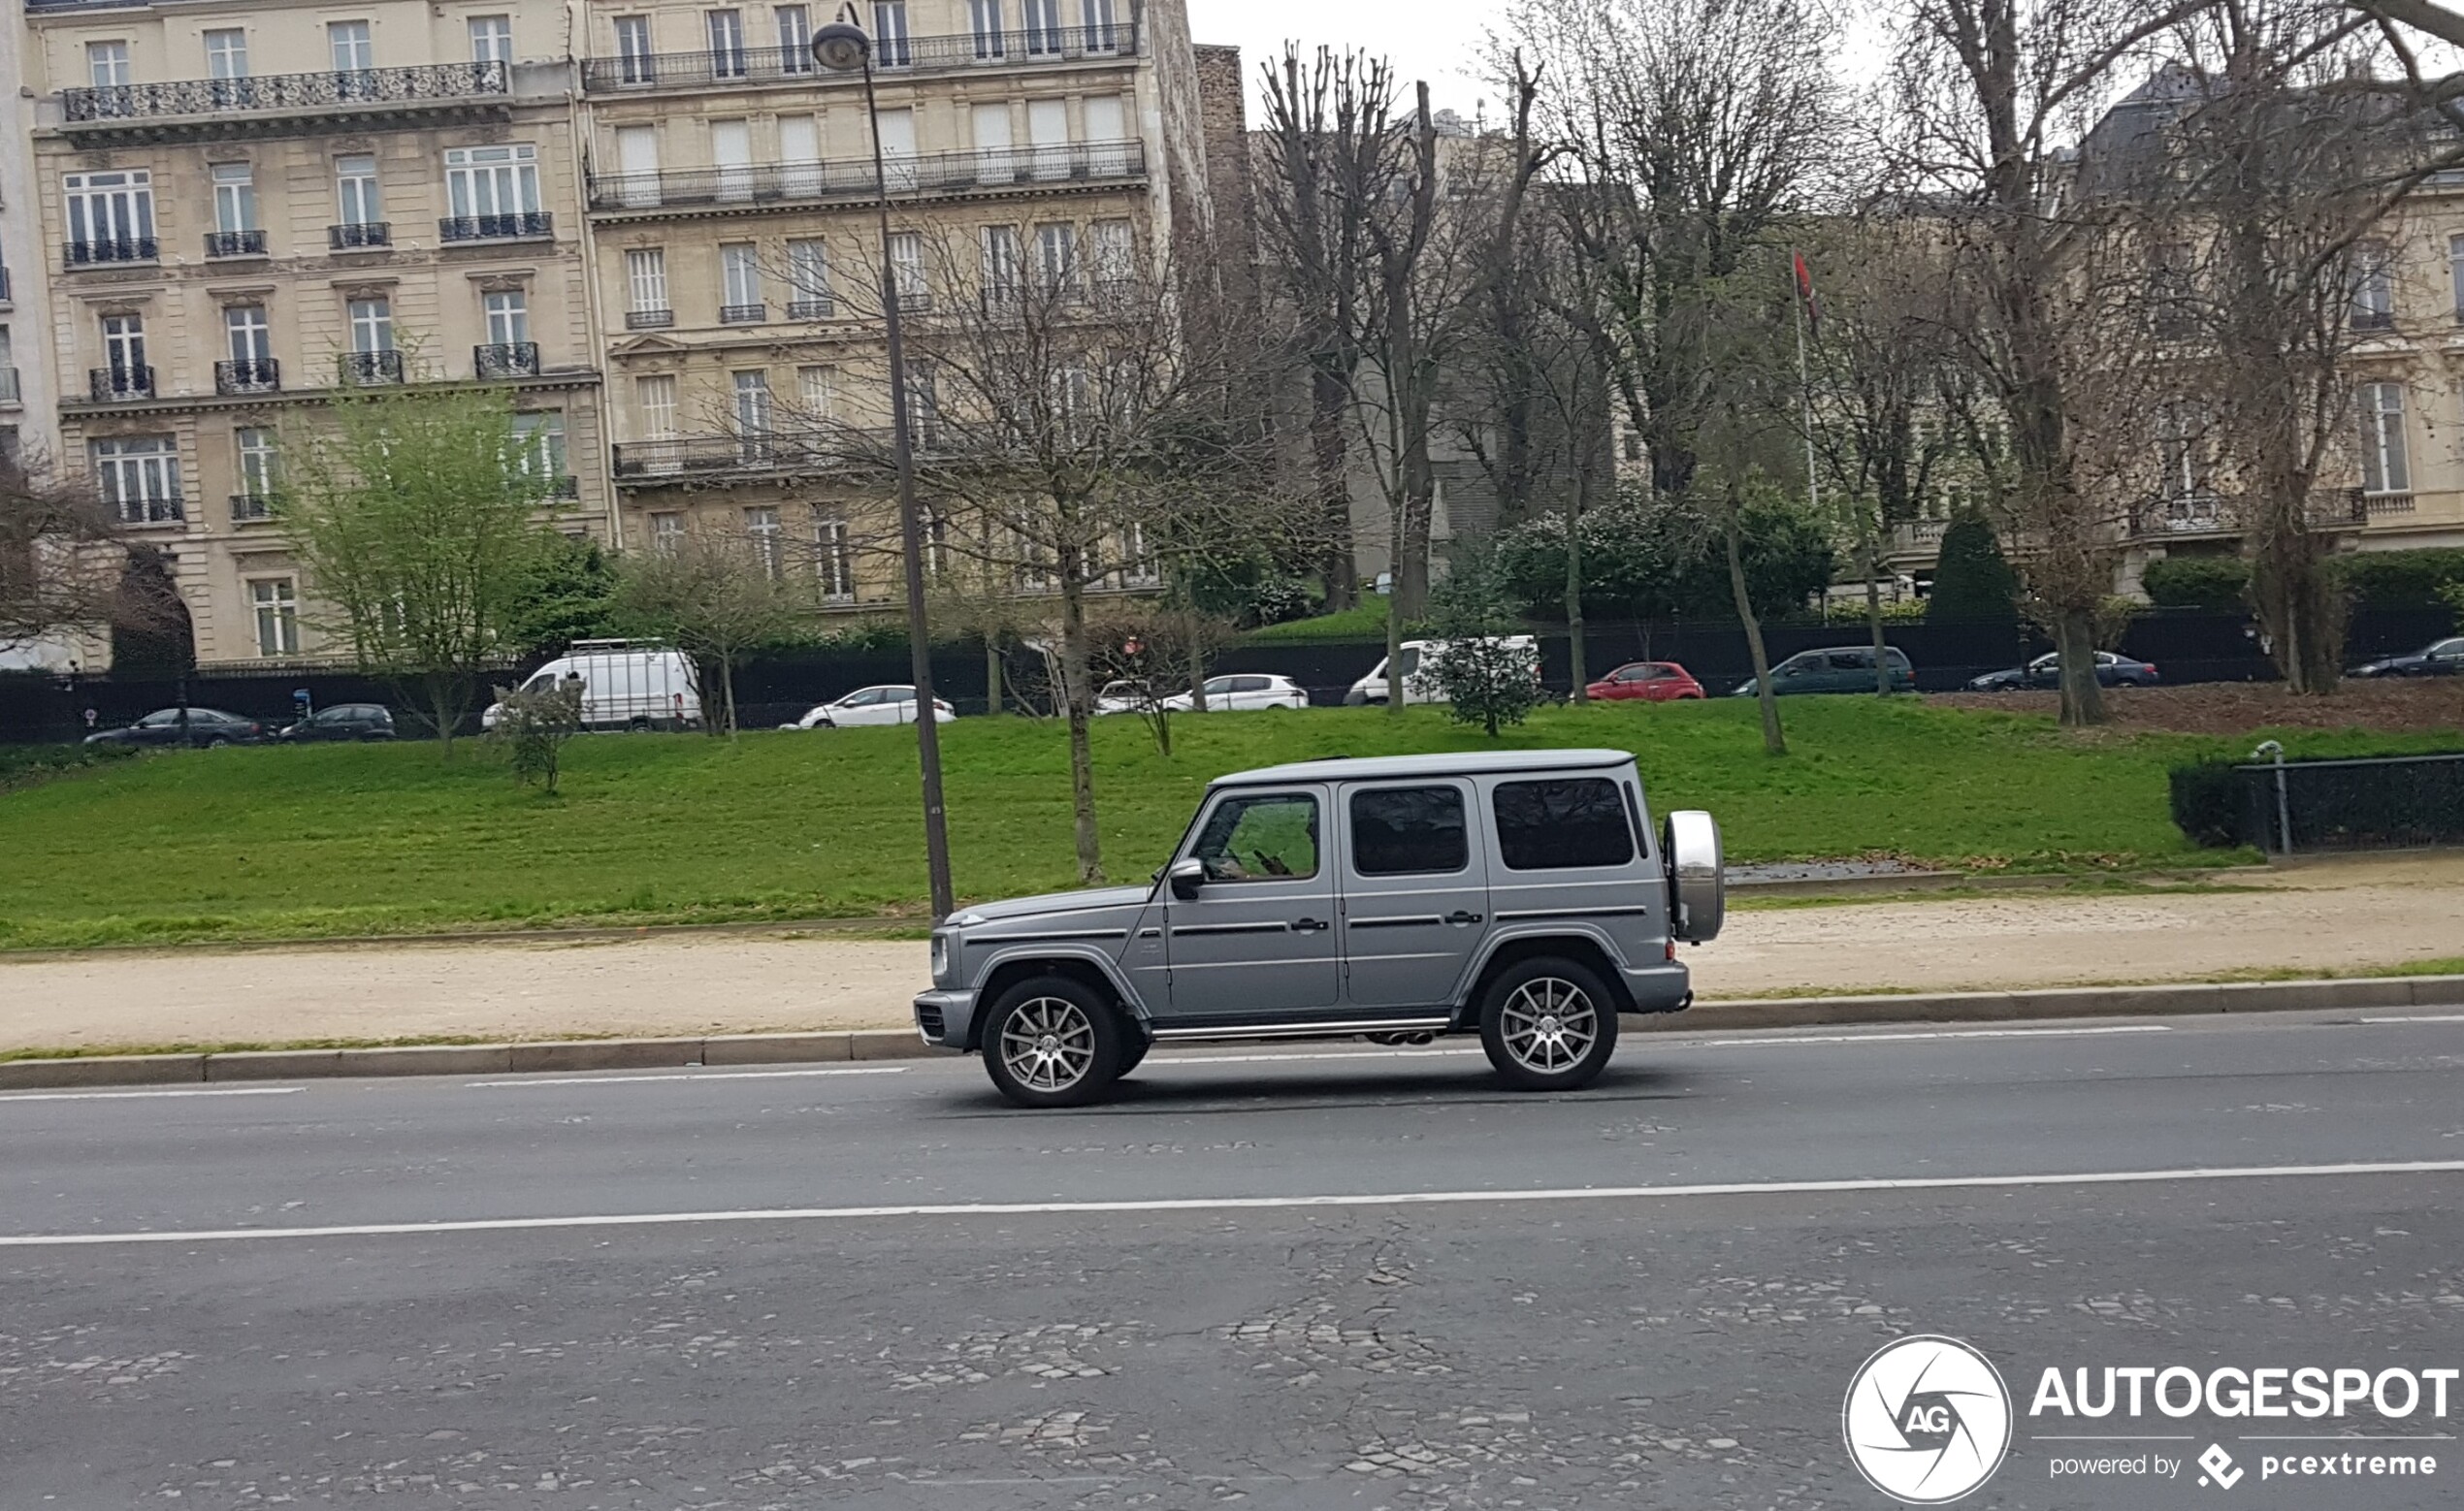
(2351, 308, 2396, 333)
(440, 211, 554, 242)
(204, 230, 269, 258)
(547, 474, 582, 500)
(230, 493, 275, 522)
(787, 297, 836, 320)
(625, 307, 674, 330)
(65, 237, 158, 267)
(109, 491, 185, 526)
(611, 427, 928, 482)
(339, 349, 405, 386)
(718, 303, 767, 325)
(89, 366, 156, 402)
(60, 61, 508, 138)
(580, 23, 1136, 92)
(329, 221, 392, 250)
(587, 141, 1146, 213)
(473, 341, 541, 379)
(214, 358, 281, 395)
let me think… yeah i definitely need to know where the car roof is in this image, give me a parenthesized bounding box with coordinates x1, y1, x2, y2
(1213, 748, 1636, 788)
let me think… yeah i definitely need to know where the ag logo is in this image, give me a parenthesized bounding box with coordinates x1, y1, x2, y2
(1843, 1335, 2012, 1503)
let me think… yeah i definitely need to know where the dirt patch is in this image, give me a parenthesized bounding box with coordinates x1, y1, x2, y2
(1929, 677, 2464, 736)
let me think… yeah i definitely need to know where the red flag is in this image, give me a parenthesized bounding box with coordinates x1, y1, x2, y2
(1792, 249, 1821, 338)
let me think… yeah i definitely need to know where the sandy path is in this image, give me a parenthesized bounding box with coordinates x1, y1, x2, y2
(3, 855, 2458, 1053)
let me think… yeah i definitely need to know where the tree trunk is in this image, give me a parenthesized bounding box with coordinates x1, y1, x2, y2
(1057, 565, 1103, 884)
(2053, 610, 2108, 728)
(719, 659, 739, 741)
(1383, 575, 1406, 713)
(1565, 485, 1587, 704)
(1859, 514, 1891, 695)
(1184, 603, 1209, 711)
(984, 634, 1003, 716)
(1724, 490, 1785, 756)
(1310, 368, 1357, 613)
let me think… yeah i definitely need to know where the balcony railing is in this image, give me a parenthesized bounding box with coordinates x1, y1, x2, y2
(718, 303, 767, 325)
(339, 349, 405, 386)
(2128, 496, 2232, 536)
(62, 60, 507, 122)
(89, 367, 156, 402)
(587, 141, 1146, 213)
(626, 307, 674, 330)
(546, 474, 582, 499)
(612, 427, 935, 480)
(787, 297, 836, 320)
(439, 211, 554, 242)
(473, 341, 541, 379)
(214, 358, 281, 395)
(65, 237, 158, 267)
(580, 23, 1136, 91)
(204, 230, 269, 258)
(110, 492, 185, 526)
(230, 493, 274, 522)
(329, 221, 392, 250)
(2351, 308, 2396, 333)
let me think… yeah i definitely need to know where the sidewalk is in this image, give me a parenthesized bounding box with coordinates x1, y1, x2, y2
(3, 853, 2458, 1055)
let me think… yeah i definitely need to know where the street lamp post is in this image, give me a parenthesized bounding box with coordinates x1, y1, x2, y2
(814, 16, 956, 922)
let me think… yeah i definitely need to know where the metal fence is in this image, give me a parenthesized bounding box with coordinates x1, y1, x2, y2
(2235, 751, 2464, 853)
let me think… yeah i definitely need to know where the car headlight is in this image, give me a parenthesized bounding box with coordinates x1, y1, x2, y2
(930, 932, 951, 982)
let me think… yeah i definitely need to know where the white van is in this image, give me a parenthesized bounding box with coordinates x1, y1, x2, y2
(1344, 636, 1540, 705)
(482, 640, 702, 731)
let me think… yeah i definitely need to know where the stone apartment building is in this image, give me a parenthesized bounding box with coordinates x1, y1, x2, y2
(9, 0, 1232, 667)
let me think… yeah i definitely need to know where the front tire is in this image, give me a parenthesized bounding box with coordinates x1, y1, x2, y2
(1477, 957, 1618, 1092)
(981, 976, 1123, 1109)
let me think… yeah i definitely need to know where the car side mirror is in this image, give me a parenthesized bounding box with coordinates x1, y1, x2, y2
(1167, 857, 1206, 901)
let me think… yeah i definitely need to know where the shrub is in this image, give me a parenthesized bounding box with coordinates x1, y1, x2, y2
(2142, 556, 2250, 611)
(1425, 547, 1541, 736)
(2333, 547, 2464, 610)
(2167, 759, 2247, 849)
(488, 679, 585, 793)
(1927, 511, 2021, 623)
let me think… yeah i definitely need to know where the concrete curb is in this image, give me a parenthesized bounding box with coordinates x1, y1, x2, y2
(1, 974, 2457, 1092)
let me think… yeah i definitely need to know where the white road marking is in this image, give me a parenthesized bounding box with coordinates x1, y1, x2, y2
(1686, 1024, 2173, 1048)
(0, 1086, 303, 1105)
(5, 1158, 2457, 1248)
(2361, 1013, 2464, 1024)
(464, 1066, 911, 1088)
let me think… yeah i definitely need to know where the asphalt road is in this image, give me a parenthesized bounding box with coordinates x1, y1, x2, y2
(3, 1004, 2462, 1509)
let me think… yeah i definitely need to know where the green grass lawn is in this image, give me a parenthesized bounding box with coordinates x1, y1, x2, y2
(0, 698, 2448, 950)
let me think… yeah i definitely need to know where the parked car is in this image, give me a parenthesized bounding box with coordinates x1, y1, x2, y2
(1732, 646, 1918, 697)
(1586, 661, 1706, 701)
(1344, 637, 1540, 705)
(1964, 651, 2159, 692)
(1094, 680, 1155, 715)
(2351, 635, 2464, 678)
(83, 707, 269, 748)
(481, 640, 701, 732)
(914, 748, 1726, 1108)
(793, 685, 956, 728)
(1160, 673, 1311, 712)
(277, 703, 397, 742)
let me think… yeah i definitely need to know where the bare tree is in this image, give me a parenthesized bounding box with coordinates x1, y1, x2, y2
(611, 528, 809, 738)
(0, 451, 141, 659)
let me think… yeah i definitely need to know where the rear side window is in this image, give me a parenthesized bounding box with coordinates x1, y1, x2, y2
(1492, 778, 1636, 871)
(1350, 786, 1468, 876)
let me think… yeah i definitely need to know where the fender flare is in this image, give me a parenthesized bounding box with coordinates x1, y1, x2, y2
(967, 944, 1151, 1045)
(1450, 921, 1640, 1015)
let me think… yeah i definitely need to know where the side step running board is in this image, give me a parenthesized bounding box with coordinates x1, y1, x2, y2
(1148, 1016, 1454, 1044)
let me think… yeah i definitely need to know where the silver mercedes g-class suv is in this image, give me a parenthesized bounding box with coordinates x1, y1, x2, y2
(914, 748, 1724, 1108)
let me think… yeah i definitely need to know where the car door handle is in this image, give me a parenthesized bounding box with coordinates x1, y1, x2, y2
(1293, 916, 1330, 932)
(1445, 911, 1483, 925)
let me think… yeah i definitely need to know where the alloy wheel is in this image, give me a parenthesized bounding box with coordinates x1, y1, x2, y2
(999, 996, 1098, 1092)
(1498, 977, 1599, 1074)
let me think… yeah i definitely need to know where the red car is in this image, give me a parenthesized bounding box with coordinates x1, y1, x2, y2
(1587, 661, 1706, 701)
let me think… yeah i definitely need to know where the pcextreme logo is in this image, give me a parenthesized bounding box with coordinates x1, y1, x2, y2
(1843, 1335, 2014, 1504)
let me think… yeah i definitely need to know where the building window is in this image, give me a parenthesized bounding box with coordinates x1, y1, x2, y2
(1035, 222, 1079, 298)
(2351, 241, 2394, 331)
(205, 28, 249, 79)
(211, 163, 258, 235)
(906, 359, 940, 449)
(877, 107, 917, 188)
(615, 16, 655, 81)
(91, 436, 182, 524)
(225, 305, 272, 362)
(1021, 0, 1062, 51)
(969, 0, 1005, 58)
(1081, 0, 1117, 48)
(64, 171, 155, 256)
(348, 297, 394, 353)
(745, 505, 782, 576)
(1013, 510, 1050, 592)
(888, 230, 925, 310)
(797, 364, 837, 422)
(787, 238, 831, 317)
(635, 373, 678, 437)
(721, 243, 763, 321)
(1090, 218, 1131, 299)
(625, 247, 670, 325)
(982, 223, 1022, 309)
(101, 312, 147, 380)
(775, 5, 812, 69)
(329, 20, 373, 73)
(649, 510, 684, 555)
(706, 9, 747, 77)
(250, 578, 300, 657)
(513, 411, 567, 481)
(336, 155, 381, 226)
(814, 510, 853, 599)
(236, 426, 279, 513)
(483, 288, 530, 345)
(733, 370, 773, 456)
(468, 15, 513, 64)
(88, 41, 132, 88)
(2359, 381, 2410, 495)
(444, 144, 541, 222)
(1118, 520, 1157, 585)
(871, 0, 911, 63)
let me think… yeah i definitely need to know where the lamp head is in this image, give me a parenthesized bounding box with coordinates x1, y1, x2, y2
(812, 21, 870, 72)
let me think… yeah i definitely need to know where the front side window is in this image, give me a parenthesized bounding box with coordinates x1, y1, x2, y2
(224, 305, 271, 361)
(1351, 786, 1470, 877)
(329, 20, 373, 72)
(250, 578, 300, 657)
(1190, 792, 1320, 883)
(1493, 778, 1636, 872)
(205, 29, 249, 78)
(468, 15, 513, 64)
(88, 41, 132, 87)
(212, 163, 257, 234)
(90, 435, 181, 523)
(2359, 381, 2410, 495)
(336, 155, 381, 225)
(444, 144, 540, 219)
(348, 298, 393, 353)
(483, 288, 529, 345)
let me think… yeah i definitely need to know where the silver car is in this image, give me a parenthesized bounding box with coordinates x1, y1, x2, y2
(915, 749, 1724, 1107)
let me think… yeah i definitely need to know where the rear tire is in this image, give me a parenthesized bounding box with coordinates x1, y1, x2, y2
(1477, 956, 1618, 1092)
(981, 976, 1123, 1109)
